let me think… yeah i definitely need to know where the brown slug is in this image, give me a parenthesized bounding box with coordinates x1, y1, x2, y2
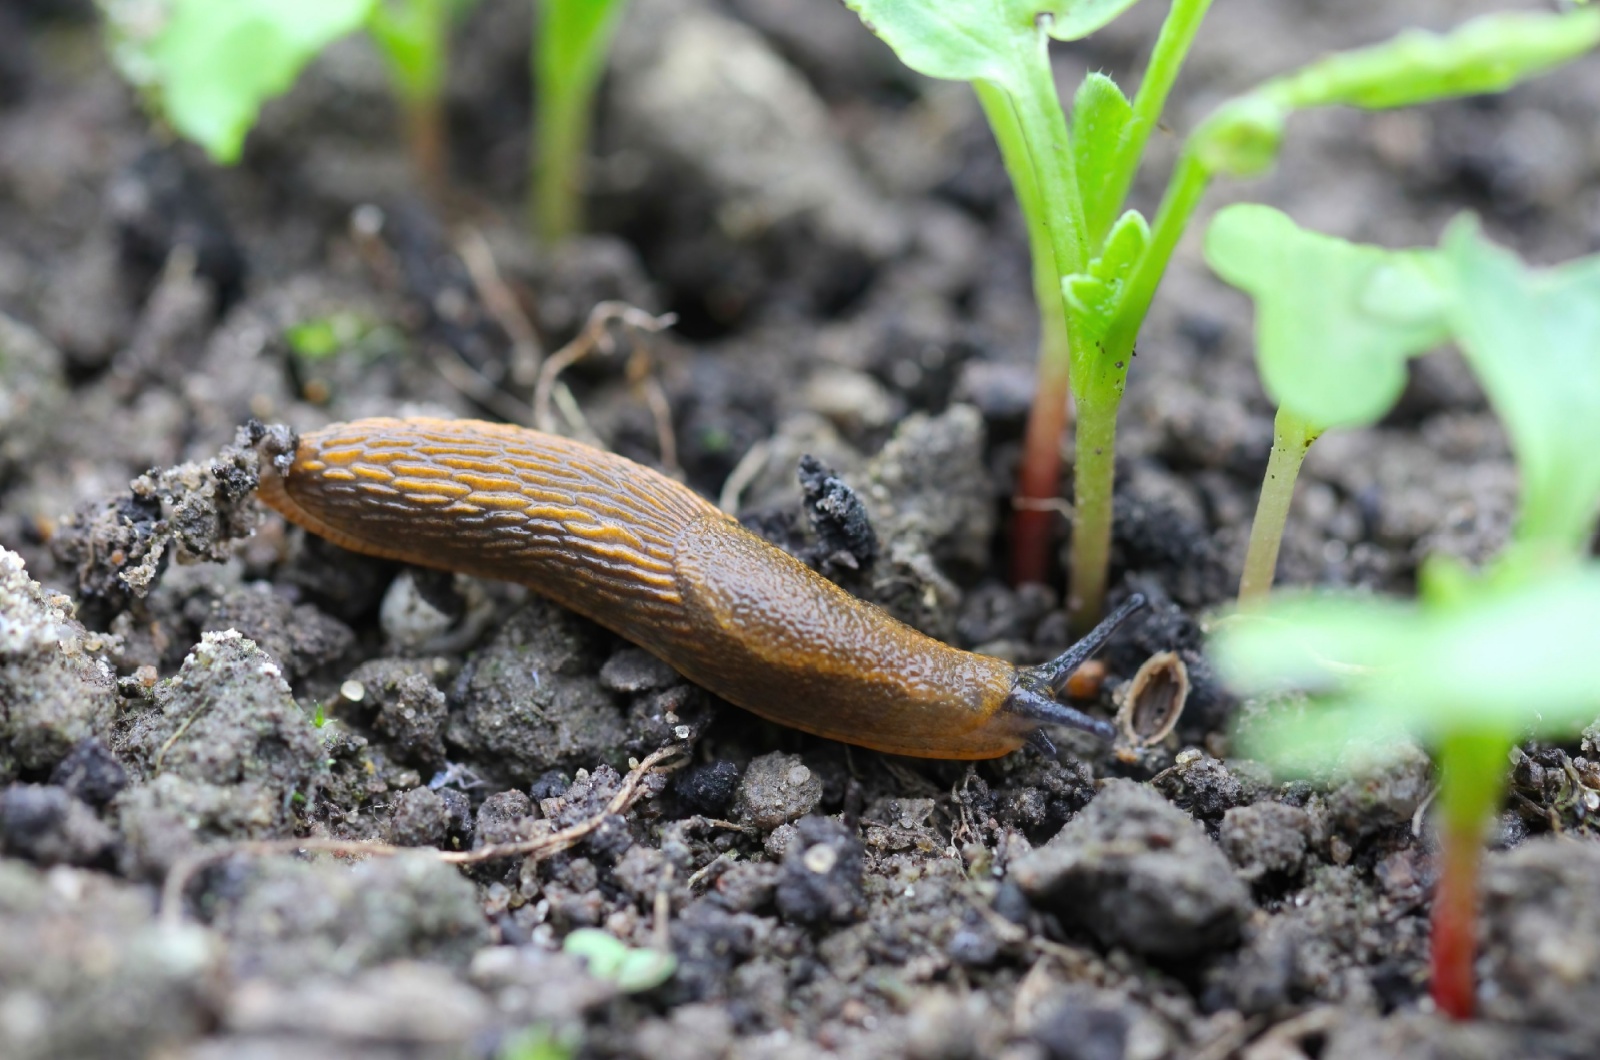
(257, 417, 1142, 760)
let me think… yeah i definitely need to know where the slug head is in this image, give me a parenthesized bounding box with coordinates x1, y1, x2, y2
(1002, 593, 1148, 753)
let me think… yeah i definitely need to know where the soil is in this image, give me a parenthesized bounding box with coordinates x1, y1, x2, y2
(3, 0, 1600, 1057)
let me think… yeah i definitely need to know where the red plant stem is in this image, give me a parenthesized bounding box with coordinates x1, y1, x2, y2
(1431, 817, 1483, 1019)
(1011, 356, 1071, 585)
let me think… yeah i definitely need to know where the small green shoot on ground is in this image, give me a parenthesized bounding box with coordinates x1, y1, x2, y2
(368, 0, 478, 197)
(561, 927, 676, 992)
(498, 1024, 577, 1060)
(1213, 222, 1600, 1019)
(532, 0, 631, 242)
(843, 1, 1600, 630)
(1203, 205, 1451, 603)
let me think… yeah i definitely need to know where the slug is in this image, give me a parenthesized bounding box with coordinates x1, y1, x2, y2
(257, 417, 1142, 760)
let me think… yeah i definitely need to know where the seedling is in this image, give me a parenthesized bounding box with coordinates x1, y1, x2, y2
(1204, 205, 1450, 603)
(531, 0, 630, 241)
(368, 0, 479, 198)
(498, 1024, 577, 1060)
(99, 0, 475, 192)
(844, 1, 1600, 630)
(561, 927, 676, 992)
(1214, 222, 1600, 1019)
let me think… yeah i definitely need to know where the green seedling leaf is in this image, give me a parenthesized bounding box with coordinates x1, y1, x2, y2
(103, 0, 376, 163)
(562, 928, 675, 993)
(1064, 208, 1150, 345)
(841, 0, 1147, 89)
(1260, 9, 1600, 112)
(498, 1024, 577, 1060)
(1218, 567, 1600, 774)
(1204, 204, 1450, 429)
(1441, 220, 1600, 554)
(1071, 72, 1134, 246)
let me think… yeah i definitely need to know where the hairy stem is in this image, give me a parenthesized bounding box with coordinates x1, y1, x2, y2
(1067, 396, 1118, 631)
(1238, 406, 1322, 604)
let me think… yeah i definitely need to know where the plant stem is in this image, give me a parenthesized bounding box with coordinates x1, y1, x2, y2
(1238, 406, 1322, 605)
(976, 82, 1075, 586)
(1431, 731, 1512, 1020)
(1058, 134, 1212, 630)
(1066, 395, 1118, 631)
(1102, 147, 1211, 358)
(402, 93, 448, 203)
(533, 0, 630, 242)
(993, 40, 1091, 587)
(1098, 0, 1214, 243)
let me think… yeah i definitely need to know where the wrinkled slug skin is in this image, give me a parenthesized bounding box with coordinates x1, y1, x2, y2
(259, 418, 1030, 758)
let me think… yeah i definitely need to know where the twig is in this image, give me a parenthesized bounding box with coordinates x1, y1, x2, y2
(533, 301, 676, 433)
(161, 745, 688, 927)
(638, 372, 681, 478)
(718, 440, 771, 514)
(454, 226, 544, 386)
(686, 851, 737, 890)
(426, 340, 538, 425)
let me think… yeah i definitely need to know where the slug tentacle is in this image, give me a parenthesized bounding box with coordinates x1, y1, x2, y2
(257, 417, 1141, 760)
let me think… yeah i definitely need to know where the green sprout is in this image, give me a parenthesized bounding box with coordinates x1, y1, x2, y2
(311, 701, 328, 728)
(99, 0, 476, 193)
(368, 0, 478, 198)
(561, 927, 676, 992)
(498, 1024, 577, 1060)
(1213, 221, 1600, 1019)
(843, 1, 1600, 631)
(532, 0, 630, 241)
(1203, 205, 1450, 603)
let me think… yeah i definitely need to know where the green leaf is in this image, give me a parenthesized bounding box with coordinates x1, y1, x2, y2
(1071, 72, 1133, 247)
(1204, 204, 1450, 429)
(841, 0, 1147, 89)
(1218, 568, 1600, 773)
(1441, 220, 1600, 554)
(1064, 208, 1149, 345)
(103, 0, 376, 163)
(1261, 9, 1600, 111)
(562, 928, 675, 993)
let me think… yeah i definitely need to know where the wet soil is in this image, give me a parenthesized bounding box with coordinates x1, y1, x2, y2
(4, 0, 1600, 1057)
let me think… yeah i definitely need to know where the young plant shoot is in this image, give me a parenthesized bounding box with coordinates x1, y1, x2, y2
(368, 0, 478, 199)
(100, 0, 474, 193)
(533, 0, 631, 242)
(845, 1, 1600, 632)
(843, 0, 1212, 625)
(1203, 205, 1450, 603)
(1215, 221, 1600, 1020)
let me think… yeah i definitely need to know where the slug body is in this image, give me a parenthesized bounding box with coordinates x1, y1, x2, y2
(260, 417, 1128, 759)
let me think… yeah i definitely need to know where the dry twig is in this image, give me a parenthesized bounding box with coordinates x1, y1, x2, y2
(161, 745, 688, 927)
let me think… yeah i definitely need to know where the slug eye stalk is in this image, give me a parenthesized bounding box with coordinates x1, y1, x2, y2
(1005, 592, 1147, 746)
